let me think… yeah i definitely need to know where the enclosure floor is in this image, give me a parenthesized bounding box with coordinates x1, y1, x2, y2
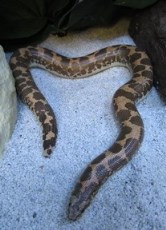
(2, 19, 166, 230)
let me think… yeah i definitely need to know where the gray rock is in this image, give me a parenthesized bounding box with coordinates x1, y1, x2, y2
(0, 45, 17, 156)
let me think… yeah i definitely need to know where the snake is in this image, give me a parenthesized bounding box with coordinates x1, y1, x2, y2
(9, 44, 153, 220)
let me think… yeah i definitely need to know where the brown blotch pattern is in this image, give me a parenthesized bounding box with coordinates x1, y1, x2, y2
(114, 89, 134, 100)
(125, 102, 136, 111)
(140, 58, 151, 65)
(134, 65, 146, 72)
(91, 153, 107, 165)
(117, 109, 131, 122)
(130, 115, 143, 126)
(80, 166, 93, 182)
(110, 143, 123, 153)
(117, 126, 132, 141)
(130, 52, 142, 63)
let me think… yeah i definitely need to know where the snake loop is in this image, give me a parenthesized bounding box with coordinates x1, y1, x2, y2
(9, 45, 153, 219)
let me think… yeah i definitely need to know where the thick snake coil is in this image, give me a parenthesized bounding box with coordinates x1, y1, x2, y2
(9, 45, 153, 220)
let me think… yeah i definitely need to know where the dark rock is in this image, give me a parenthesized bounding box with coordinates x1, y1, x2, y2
(128, 0, 166, 101)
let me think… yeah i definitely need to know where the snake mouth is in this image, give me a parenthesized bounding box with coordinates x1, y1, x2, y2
(68, 197, 88, 221)
(68, 181, 100, 220)
(68, 204, 80, 221)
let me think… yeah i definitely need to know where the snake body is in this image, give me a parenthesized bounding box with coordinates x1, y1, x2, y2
(10, 45, 153, 220)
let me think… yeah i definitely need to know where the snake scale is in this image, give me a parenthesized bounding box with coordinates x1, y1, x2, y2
(10, 45, 153, 220)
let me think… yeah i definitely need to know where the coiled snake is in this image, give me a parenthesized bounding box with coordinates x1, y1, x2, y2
(10, 45, 153, 220)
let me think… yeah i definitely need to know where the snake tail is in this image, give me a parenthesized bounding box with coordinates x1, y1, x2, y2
(10, 48, 57, 157)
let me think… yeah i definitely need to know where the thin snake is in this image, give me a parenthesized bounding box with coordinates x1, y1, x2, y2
(9, 45, 153, 220)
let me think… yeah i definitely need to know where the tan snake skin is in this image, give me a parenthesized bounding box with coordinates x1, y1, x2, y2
(9, 45, 153, 220)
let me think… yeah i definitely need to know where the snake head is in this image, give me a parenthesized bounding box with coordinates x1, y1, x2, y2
(68, 181, 99, 221)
